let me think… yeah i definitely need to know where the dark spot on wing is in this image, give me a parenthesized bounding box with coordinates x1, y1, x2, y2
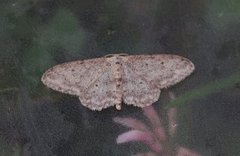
(180, 58, 185, 61)
(106, 63, 111, 66)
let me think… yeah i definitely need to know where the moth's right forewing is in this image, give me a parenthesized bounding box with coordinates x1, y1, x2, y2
(123, 55, 195, 89)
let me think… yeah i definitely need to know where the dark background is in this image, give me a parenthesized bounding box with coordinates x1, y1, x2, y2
(0, 0, 240, 156)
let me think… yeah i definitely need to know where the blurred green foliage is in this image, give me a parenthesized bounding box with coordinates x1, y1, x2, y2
(207, 0, 240, 31)
(0, 0, 35, 16)
(95, 0, 142, 52)
(0, 137, 13, 156)
(0, 1, 86, 95)
(39, 8, 85, 52)
(167, 72, 240, 108)
(21, 8, 86, 95)
(0, 17, 16, 60)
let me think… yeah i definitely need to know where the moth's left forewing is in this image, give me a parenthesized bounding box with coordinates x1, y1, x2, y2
(41, 57, 107, 96)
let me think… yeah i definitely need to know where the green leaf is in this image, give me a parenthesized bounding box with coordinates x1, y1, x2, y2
(167, 72, 240, 108)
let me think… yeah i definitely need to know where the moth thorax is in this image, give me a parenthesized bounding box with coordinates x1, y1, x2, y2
(111, 57, 124, 110)
(112, 57, 123, 84)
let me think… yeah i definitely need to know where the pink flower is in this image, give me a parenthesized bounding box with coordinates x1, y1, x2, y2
(116, 129, 162, 153)
(113, 92, 201, 156)
(113, 105, 165, 155)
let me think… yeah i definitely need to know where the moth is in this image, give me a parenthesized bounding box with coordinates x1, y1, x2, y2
(41, 54, 195, 111)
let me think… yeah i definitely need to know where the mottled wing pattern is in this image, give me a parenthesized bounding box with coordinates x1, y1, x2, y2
(41, 58, 107, 96)
(42, 54, 195, 111)
(123, 55, 195, 89)
(79, 67, 117, 111)
(41, 57, 117, 111)
(122, 63, 161, 107)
